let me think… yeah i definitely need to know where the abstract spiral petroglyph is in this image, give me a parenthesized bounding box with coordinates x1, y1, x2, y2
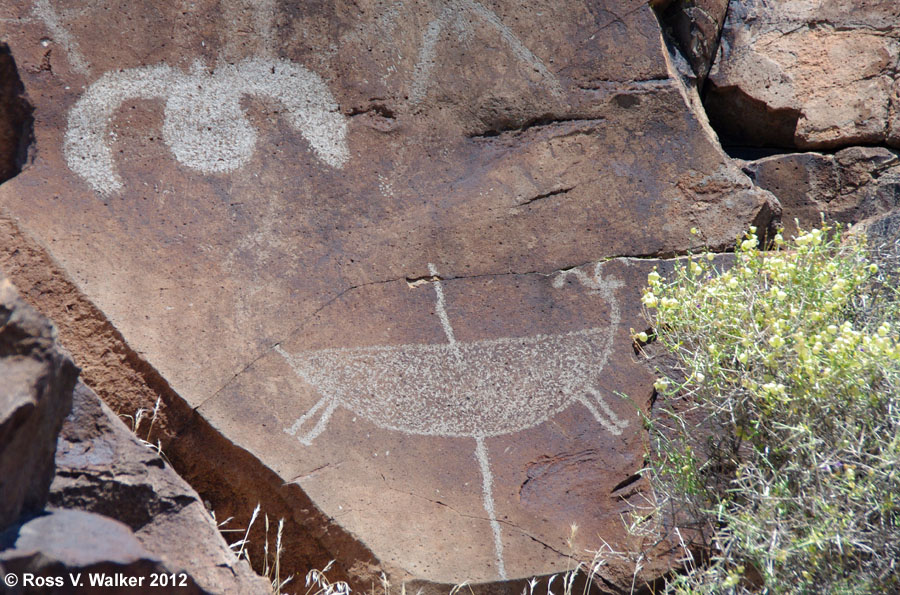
(64, 58, 349, 195)
(277, 263, 628, 579)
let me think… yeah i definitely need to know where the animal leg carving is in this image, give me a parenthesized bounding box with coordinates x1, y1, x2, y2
(577, 388, 629, 436)
(284, 396, 339, 446)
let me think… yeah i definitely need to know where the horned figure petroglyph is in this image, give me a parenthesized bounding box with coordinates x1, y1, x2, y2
(64, 58, 349, 195)
(38, 0, 604, 578)
(276, 263, 629, 579)
(50, 0, 561, 196)
(409, 0, 564, 104)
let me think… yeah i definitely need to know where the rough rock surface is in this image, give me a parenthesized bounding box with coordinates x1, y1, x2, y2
(0, 272, 78, 530)
(0, 0, 778, 588)
(852, 207, 900, 283)
(655, 0, 729, 84)
(0, 508, 200, 594)
(706, 0, 900, 149)
(0, 213, 348, 591)
(50, 381, 271, 595)
(742, 146, 900, 237)
(858, 208, 900, 249)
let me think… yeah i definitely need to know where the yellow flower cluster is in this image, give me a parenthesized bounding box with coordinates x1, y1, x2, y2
(639, 221, 900, 593)
(641, 223, 900, 402)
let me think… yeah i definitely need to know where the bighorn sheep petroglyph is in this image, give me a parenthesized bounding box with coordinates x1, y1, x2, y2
(277, 263, 628, 579)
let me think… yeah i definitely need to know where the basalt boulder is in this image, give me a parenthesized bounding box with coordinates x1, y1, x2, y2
(655, 0, 729, 84)
(49, 382, 271, 595)
(0, 508, 201, 594)
(0, 0, 778, 589)
(742, 146, 900, 237)
(0, 272, 78, 531)
(706, 0, 900, 149)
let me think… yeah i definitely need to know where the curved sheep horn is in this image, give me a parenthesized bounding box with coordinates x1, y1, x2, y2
(64, 64, 176, 195)
(233, 58, 350, 170)
(65, 58, 349, 196)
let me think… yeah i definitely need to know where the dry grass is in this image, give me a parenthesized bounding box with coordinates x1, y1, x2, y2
(217, 503, 293, 593)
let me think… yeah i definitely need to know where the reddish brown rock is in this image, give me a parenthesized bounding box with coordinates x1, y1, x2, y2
(0, 273, 77, 531)
(208, 256, 679, 585)
(0, 0, 777, 588)
(706, 0, 900, 149)
(0, 272, 267, 592)
(742, 147, 900, 237)
(50, 382, 271, 595)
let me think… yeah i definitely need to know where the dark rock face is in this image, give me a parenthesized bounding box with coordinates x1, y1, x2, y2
(0, 272, 269, 593)
(0, 273, 78, 530)
(706, 0, 900, 149)
(0, 43, 33, 184)
(742, 147, 900, 237)
(49, 382, 271, 594)
(852, 207, 900, 282)
(0, 0, 779, 588)
(860, 209, 900, 248)
(0, 508, 200, 594)
(656, 0, 729, 83)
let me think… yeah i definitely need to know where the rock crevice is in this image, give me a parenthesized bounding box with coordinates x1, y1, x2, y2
(0, 43, 33, 185)
(703, 0, 900, 151)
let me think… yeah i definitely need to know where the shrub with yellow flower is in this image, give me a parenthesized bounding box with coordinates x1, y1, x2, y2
(636, 223, 900, 593)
